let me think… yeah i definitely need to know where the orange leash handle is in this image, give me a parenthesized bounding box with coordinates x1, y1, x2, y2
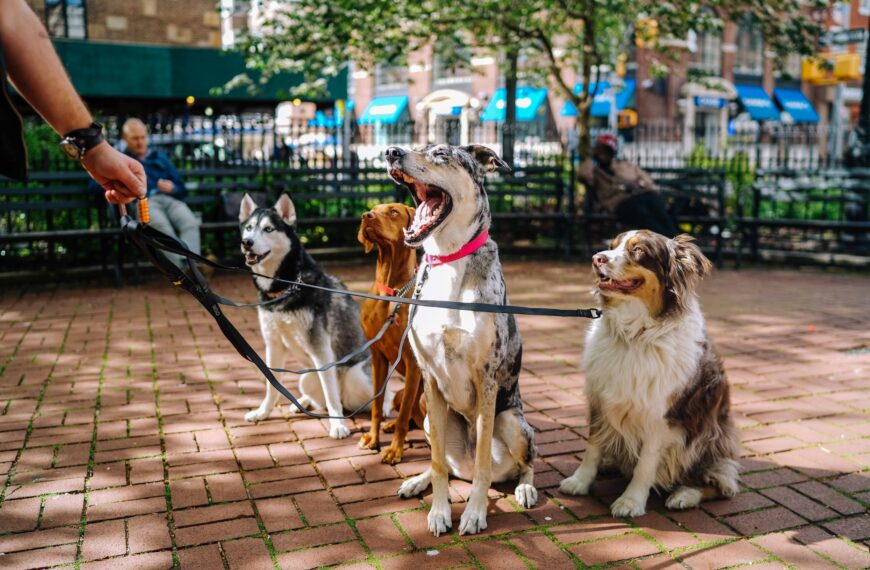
(138, 197, 150, 224)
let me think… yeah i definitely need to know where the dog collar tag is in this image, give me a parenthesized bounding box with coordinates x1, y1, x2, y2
(425, 230, 489, 267)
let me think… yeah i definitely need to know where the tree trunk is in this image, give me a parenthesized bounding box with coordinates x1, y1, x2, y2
(502, 48, 518, 167)
(858, 19, 870, 150)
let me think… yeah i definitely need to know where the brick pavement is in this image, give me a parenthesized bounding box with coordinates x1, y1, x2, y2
(0, 262, 868, 569)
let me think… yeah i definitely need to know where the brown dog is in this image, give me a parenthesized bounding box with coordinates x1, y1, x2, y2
(357, 203, 425, 463)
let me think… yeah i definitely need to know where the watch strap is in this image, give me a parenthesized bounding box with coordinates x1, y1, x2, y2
(62, 122, 104, 156)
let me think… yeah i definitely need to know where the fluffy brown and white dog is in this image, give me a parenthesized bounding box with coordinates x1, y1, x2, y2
(559, 230, 740, 517)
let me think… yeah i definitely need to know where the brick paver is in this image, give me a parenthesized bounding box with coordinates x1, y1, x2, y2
(1, 262, 869, 569)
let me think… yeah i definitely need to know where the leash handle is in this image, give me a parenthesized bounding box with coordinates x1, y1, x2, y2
(138, 198, 150, 224)
(118, 199, 150, 225)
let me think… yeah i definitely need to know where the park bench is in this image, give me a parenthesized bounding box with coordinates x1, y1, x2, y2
(0, 162, 571, 281)
(580, 167, 727, 265)
(206, 164, 570, 254)
(738, 167, 870, 263)
(0, 171, 125, 281)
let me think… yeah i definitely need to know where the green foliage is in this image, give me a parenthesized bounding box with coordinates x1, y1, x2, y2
(235, 0, 829, 153)
(23, 122, 70, 171)
(686, 144, 755, 217)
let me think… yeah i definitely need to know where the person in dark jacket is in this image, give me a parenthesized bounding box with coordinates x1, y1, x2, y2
(579, 134, 679, 237)
(121, 118, 201, 267)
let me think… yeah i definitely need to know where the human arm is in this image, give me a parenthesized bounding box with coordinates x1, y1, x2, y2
(629, 163, 658, 194)
(578, 157, 595, 185)
(155, 153, 186, 200)
(0, 0, 145, 203)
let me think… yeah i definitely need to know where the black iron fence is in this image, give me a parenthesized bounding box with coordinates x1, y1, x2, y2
(6, 115, 869, 278)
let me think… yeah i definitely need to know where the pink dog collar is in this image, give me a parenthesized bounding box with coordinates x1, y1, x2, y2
(424, 230, 489, 267)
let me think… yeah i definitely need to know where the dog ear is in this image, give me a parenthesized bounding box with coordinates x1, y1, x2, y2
(667, 234, 712, 310)
(462, 144, 511, 172)
(274, 194, 297, 226)
(357, 222, 374, 254)
(239, 193, 257, 222)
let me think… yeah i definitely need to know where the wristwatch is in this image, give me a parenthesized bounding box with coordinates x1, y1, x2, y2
(59, 122, 105, 160)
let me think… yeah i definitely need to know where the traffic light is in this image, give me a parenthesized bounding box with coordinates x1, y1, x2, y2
(635, 19, 658, 48)
(802, 53, 861, 85)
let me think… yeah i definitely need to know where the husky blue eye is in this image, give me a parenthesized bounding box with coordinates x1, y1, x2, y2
(245, 225, 252, 231)
(264, 227, 274, 233)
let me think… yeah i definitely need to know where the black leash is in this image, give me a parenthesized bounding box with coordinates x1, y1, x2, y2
(268, 275, 415, 375)
(121, 216, 603, 320)
(122, 215, 417, 420)
(118, 214, 602, 420)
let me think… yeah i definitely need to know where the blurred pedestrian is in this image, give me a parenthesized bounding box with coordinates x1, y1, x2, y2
(0, 0, 145, 204)
(580, 134, 679, 237)
(120, 119, 205, 269)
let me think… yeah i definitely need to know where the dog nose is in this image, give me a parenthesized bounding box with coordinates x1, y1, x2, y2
(592, 253, 608, 267)
(384, 147, 405, 160)
(363, 211, 375, 220)
(242, 238, 254, 249)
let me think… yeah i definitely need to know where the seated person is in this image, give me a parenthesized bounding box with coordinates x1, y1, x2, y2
(119, 118, 202, 268)
(579, 134, 679, 238)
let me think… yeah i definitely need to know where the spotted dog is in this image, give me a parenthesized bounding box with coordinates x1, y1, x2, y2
(559, 230, 740, 517)
(239, 193, 376, 439)
(385, 144, 538, 537)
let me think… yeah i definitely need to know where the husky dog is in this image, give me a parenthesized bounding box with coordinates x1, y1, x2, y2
(385, 144, 538, 537)
(239, 193, 375, 439)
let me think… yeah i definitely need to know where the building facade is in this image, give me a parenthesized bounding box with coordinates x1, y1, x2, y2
(351, 1, 868, 149)
(26, 0, 223, 47)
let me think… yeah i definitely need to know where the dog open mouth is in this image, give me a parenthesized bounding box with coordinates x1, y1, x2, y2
(244, 250, 270, 266)
(390, 168, 452, 244)
(597, 271, 643, 293)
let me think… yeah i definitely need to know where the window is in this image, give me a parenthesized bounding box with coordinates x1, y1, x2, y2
(45, 0, 87, 40)
(779, 53, 803, 80)
(689, 8, 722, 75)
(374, 63, 408, 95)
(734, 16, 764, 75)
(432, 40, 473, 87)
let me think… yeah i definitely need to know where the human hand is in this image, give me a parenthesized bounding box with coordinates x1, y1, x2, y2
(81, 142, 147, 204)
(156, 179, 175, 194)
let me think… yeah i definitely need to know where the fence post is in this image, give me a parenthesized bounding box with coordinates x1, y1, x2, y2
(565, 150, 576, 256)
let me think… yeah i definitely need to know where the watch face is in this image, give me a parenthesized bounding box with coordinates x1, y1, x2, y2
(60, 139, 81, 159)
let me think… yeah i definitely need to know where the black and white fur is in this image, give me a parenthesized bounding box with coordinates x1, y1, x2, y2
(239, 194, 376, 439)
(385, 144, 538, 536)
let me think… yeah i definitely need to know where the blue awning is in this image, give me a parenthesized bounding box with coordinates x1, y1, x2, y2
(358, 96, 408, 125)
(735, 85, 780, 121)
(480, 86, 548, 122)
(773, 88, 819, 123)
(560, 80, 636, 117)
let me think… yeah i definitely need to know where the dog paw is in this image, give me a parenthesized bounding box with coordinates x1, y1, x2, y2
(718, 479, 740, 498)
(244, 407, 270, 422)
(514, 484, 538, 509)
(397, 472, 430, 498)
(665, 487, 703, 511)
(358, 431, 379, 450)
(382, 419, 397, 433)
(288, 396, 312, 415)
(458, 504, 487, 536)
(329, 422, 351, 440)
(610, 494, 647, 518)
(428, 504, 452, 537)
(559, 475, 592, 496)
(380, 443, 403, 465)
